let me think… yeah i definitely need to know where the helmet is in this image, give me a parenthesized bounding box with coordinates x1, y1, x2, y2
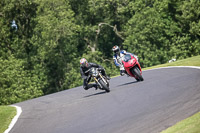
(112, 45, 120, 54)
(80, 58, 88, 67)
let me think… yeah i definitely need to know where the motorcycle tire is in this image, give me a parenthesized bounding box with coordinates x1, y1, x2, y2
(99, 79, 110, 92)
(132, 67, 144, 81)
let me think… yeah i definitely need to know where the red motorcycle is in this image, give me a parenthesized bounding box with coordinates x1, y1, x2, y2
(122, 54, 144, 81)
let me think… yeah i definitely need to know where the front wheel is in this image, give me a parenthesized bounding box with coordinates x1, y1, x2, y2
(99, 79, 110, 92)
(132, 67, 144, 81)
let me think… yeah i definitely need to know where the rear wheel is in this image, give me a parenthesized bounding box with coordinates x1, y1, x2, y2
(132, 67, 144, 81)
(99, 79, 110, 92)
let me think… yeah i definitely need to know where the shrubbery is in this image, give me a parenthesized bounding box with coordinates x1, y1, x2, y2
(0, 0, 200, 105)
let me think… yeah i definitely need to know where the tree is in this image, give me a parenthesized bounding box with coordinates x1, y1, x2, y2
(0, 0, 47, 105)
(0, 0, 200, 105)
(0, 56, 45, 105)
(32, 0, 81, 93)
(173, 0, 200, 58)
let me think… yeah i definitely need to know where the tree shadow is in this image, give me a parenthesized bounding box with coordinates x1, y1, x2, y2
(84, 91, 107, 98)
(117, 81, 138, 87)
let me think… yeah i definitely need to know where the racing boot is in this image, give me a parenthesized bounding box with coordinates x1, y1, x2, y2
(93, 84, 98, 90)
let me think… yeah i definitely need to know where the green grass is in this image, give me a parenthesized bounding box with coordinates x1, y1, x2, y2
(0, 55, 200, 133)
(161, 112, 200, 133)
(143, 55, 200, 70)
(0, 106, 16, 133)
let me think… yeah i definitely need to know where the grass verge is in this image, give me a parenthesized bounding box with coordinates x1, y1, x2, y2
(0, 106, 16, 133)
(161, 112, 200, 133)
(143, 55, 200, 70)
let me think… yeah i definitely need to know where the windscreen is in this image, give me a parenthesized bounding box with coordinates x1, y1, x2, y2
(123, 54, 131, 62)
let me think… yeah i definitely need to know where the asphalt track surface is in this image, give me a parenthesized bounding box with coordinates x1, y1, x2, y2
(10, 67, 200, 133)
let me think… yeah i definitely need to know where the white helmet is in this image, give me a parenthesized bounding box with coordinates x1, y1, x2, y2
(80, 58, 88, 67)
(112, 45, 120, 54)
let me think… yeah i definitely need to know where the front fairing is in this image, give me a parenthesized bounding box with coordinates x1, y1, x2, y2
(122, 54, 137, 68)
(122, 54, 141, 77)
(90, 67, 99, 77)
(89, 67, 109, 84)
(123, 58, 137, 68)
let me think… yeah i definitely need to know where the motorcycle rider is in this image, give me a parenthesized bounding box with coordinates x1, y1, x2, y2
(80, 58, 110, 90)
(112, 45, 138, 76)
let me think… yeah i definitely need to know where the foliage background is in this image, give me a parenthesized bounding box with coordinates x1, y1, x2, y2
(0, 0, 200, 105)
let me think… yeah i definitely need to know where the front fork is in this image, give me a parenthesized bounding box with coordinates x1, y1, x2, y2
(94, 77, 102, 88)
(94, 74, 108, 88)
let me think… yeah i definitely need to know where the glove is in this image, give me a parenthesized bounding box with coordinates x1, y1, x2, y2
(134, 55, 138, 61)
(121, 50, 127, 54)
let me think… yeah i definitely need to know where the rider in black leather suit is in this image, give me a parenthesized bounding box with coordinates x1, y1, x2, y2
(80, 58, 110, 90)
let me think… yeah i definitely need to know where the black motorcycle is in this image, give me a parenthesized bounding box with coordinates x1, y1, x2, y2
(85, 67, 110, 92)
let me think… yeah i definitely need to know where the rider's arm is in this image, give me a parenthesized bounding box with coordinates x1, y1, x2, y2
(80, 67, 87, 79)
(90, 63, 99, 68)
(113, 56, 120, 67)
(125, 52, 133, 56)
(90, 63, 104, 70)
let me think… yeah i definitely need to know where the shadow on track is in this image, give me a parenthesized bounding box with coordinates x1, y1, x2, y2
(84, 91, 107, 98)
(117, 81, 138, 87)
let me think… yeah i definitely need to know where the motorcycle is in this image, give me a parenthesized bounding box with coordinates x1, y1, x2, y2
(122, 54, 144, 81)
(85, 67, 110, 92)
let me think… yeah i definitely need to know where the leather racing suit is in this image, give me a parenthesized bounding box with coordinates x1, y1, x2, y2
(80, 63, 108, 90)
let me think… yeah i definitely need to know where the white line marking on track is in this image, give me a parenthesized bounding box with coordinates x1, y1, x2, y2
(4, 105, 22, 133)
